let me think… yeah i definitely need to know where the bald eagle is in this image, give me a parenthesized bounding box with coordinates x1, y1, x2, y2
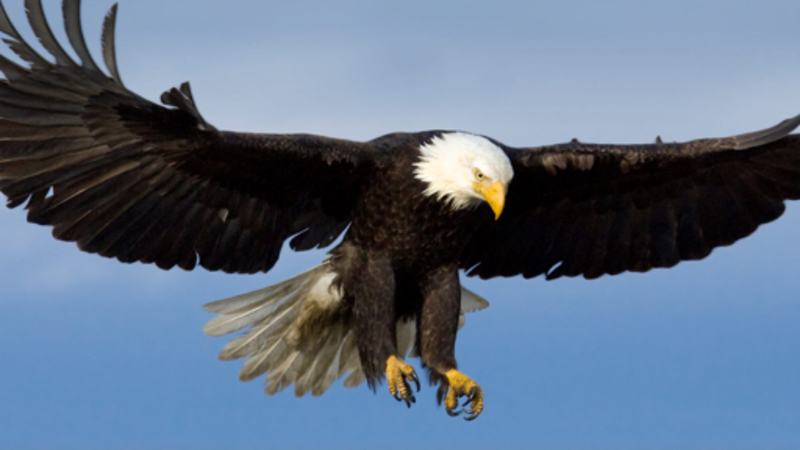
(1, 0, 799, 421)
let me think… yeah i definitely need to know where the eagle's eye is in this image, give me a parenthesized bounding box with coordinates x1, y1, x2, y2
(475, 170, 485, 181)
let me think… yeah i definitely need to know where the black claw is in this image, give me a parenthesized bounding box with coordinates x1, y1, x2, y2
(446, 407, 462, 417)
(410, 372, 421, 392)
(392, 374, 418, 408)
(436, 385, 447, 405)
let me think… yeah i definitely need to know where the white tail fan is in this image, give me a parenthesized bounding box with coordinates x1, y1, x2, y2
(203, 261, 489, 397)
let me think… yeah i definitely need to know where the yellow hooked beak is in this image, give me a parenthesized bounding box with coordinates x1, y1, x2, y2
(476, 181, 506, 220)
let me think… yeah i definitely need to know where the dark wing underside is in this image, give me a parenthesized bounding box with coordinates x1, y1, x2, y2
(0, 0, 380, 274)
(461, 116, 800, 279)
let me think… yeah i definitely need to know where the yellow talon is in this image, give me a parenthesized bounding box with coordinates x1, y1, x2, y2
(386, 355, 420, 407)
(443, 369, 483, 420)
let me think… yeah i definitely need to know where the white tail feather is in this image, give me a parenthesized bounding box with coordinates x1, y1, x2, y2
(203, 262, 489, 397)
(396, 318, 417, 360)
(203, 267, 321, 336)
(460, 287, 490, 313)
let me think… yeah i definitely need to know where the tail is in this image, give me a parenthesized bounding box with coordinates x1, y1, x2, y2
(202, 261, 489, 397)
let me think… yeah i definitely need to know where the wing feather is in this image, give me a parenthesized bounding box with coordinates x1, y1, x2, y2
(63, 0, 100, 72)
(464, 118, 800, 280)
(0, 2, 50, 69)
(25, 0, 76, 67)
(100, 4, 122, 85)
(0, 1, 379, 274)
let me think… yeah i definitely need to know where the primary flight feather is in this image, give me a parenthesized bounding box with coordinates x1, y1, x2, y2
(0, 0, 798, 420)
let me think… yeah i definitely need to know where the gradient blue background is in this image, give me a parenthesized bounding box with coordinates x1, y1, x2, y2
(1, 0, 799, 448)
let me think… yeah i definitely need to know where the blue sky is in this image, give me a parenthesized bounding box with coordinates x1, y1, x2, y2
(1, 0, 800, 448)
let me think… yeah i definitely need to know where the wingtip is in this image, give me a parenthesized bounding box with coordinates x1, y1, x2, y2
(25, 0, 76, 67)
(733, 113, 800, 150)
(0, 1, 20, 39)
(63, 0, 102, 73)
(101, 2, 123, 86)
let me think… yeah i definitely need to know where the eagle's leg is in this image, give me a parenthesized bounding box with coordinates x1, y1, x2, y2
(419, 265, 484, 420)
(350, 254, 419, 405)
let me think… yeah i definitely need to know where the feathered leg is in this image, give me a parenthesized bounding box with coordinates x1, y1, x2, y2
(350, 253, 419, 405)
(419, 264, 483, 420)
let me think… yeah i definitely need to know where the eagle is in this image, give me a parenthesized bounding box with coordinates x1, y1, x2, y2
(1, 0, 799, 421)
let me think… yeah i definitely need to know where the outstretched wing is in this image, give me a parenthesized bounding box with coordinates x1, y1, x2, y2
(461, 116, 800, 280)
(0, 0, 380, 274)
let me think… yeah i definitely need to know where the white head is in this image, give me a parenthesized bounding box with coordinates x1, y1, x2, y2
(414, 132, 514, 219)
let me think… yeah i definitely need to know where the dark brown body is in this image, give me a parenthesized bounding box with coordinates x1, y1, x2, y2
(329, 132, 488, 386)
